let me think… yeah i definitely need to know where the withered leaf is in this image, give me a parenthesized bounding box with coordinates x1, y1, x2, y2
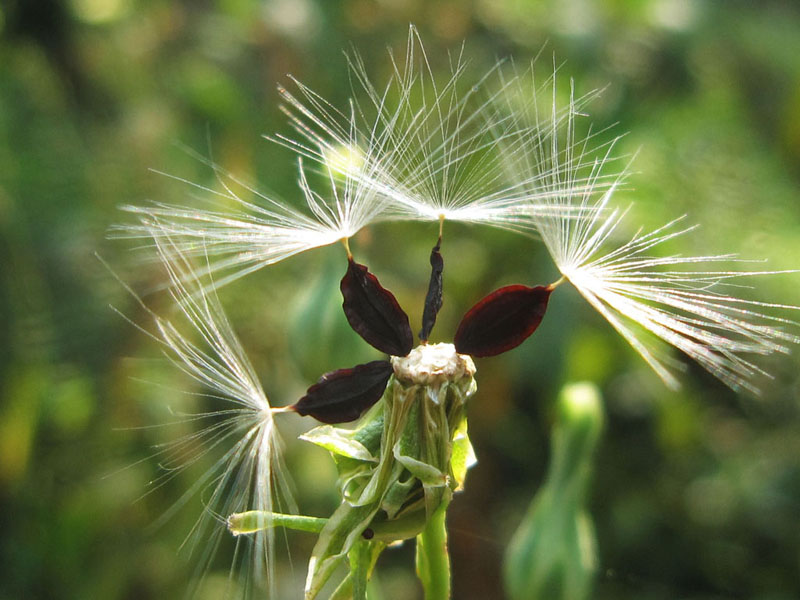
(341, 258, 413, 356)
(454, 284, 552, 357)
(418, 239, 444, 342)
(291, 360, 393, 424)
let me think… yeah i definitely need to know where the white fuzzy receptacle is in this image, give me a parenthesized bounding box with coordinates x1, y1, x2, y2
(391, 343, 476, 389)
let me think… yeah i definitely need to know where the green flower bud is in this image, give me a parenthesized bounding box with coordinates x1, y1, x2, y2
(504, 382, 604, 600)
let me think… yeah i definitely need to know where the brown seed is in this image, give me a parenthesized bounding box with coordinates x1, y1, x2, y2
(454, 285, 552, 357)
(341, 258, 413, 356)
(419, 238, 444, 342)
(290, 360, 393, 423)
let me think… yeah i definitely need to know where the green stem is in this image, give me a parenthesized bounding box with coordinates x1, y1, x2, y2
(228, 509, 428, 541)
(349, 539, 370, 600)
(227, 511, 327, 536)
(415, 495, 452, 600)
(330, 541, 386, 600)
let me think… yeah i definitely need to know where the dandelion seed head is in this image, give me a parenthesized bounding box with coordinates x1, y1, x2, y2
(114, 24, 800, 600)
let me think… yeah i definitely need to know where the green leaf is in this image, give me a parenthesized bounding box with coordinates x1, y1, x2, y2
(394, 451, 447, 487)
(300, 425, 378, 462)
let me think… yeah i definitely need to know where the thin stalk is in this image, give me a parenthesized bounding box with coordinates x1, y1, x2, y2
(351, 538, 371, 600)
(229, 506, 429, 540)
(330, 541, 386, 600)
(415, 495, 452, 600)
(227, 511, 326, 535)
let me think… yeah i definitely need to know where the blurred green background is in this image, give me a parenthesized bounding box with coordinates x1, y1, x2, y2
(2, 0, 800, 598)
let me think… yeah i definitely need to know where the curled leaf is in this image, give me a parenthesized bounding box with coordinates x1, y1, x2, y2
(418, 239, 444, 342)
(341, 258, 413, 356)
(291, 360, 393, 423)
(299, 425, 378, 462)
(454, 285, 552, 357)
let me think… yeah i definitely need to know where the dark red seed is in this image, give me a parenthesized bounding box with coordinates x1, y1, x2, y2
(341, 258, 413, 356)
(290, 360, 393, 423)
(454, 285, 553, 357)
(418, 238, 444, 342)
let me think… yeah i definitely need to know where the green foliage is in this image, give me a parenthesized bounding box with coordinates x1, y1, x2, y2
(1, 1, 800, 598)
